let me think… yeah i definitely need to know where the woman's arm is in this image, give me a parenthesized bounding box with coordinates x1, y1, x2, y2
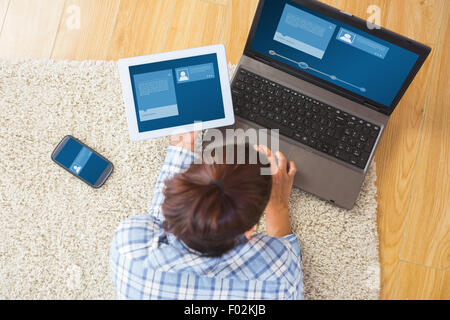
(148, 132, 199, 223)
(254, 145, 297, 238)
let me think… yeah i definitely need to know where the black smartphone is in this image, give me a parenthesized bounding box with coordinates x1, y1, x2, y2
(51, 135, 113, 188)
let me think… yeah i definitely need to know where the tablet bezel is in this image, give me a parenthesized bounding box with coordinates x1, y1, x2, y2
(118, 44, 235, 141)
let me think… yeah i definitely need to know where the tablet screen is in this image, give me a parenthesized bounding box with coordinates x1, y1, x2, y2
(129, 53, 225, 133)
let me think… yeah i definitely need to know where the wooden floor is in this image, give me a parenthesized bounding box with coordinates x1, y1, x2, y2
(0, 0, 448, 299)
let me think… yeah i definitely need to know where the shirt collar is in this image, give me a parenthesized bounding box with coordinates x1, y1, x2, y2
(159, 231, 249, 256)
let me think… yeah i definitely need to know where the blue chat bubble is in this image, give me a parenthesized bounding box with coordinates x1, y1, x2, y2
(175, 63, 215, 84)
(336, 27, 389, 59)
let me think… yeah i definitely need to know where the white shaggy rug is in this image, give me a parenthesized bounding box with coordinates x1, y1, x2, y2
(0, 59, 380, 300)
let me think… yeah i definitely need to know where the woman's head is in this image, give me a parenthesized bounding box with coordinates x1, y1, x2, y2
(162, 144, 271, 257)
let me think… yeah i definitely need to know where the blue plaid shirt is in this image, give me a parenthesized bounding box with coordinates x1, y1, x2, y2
(110, 146, 304, 299)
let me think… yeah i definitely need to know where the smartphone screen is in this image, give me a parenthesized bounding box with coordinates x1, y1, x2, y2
(52, 136, 112, 187)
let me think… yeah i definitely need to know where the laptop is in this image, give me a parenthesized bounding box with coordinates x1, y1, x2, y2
(229, 0, 431, 209)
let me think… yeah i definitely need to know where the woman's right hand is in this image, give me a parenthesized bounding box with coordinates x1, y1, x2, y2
(254, 145, 297, 237)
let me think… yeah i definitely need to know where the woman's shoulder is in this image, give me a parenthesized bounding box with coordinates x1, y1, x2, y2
(249, 233, 302, 258)
(112, 214, 163, 253)
(215, 233, 303, 284)
(115, 214, 162, 233)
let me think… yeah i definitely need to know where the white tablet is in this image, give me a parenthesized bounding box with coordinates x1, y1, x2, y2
(118, 44, 235, 141)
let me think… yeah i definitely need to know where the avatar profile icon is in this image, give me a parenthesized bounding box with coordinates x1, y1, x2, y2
(339, 33, 354, 44)
(178, 70, 189, 81)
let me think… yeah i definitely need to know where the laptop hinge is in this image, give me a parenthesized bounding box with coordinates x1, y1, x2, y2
(363, 102, 381, 112)
(252, 55, 272, 66)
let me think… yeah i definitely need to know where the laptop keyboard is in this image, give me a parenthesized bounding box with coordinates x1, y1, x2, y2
(231, 68, 381, 169)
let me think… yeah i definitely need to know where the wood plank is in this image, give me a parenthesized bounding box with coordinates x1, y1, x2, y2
(221, 0, 259, 64)
(52, 0, 121, 60)
(371, 0, 446, 299)
(0, 0, 9, 33)
(338, 0, 447, 299)
(336, 0, 390, 26)
(0, 0, 65, 58)
(319, 0, 337, 7)
(386, 0, 445, 45)
(200, 0, 228, 6)
(400, 4, 450, 270)
(374, 37, 437, 300)
(394, 262, 450, 299)
(107, 0, 176, 60)
(165, 0, 227, 51)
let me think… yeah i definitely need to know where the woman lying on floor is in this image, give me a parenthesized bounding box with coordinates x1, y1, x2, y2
(109, 132, 303, 299)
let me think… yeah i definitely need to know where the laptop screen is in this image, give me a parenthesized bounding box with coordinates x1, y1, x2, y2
(250, 0, 420, 108)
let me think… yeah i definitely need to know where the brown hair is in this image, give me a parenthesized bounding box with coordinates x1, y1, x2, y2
(162, 144, 271, 257)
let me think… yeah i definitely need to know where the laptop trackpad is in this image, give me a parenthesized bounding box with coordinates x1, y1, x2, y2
(287, 146, 364, 209)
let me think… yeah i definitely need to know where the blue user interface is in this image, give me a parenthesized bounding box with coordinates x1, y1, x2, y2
(54, 137, 109, 185)
(134, 69, 179, 121)
(273, 5, 336, 59)
(129, 54, 225, 132)
(251, 1, 420, 107)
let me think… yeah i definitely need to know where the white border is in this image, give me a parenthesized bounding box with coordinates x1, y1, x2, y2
(118, 44, 235, 141)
